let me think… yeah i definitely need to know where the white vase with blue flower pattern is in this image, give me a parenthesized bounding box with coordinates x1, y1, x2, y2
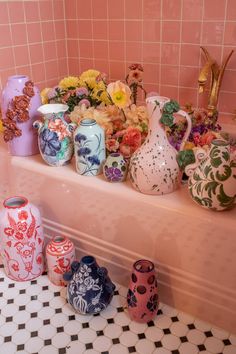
(74, 119, 106, 176)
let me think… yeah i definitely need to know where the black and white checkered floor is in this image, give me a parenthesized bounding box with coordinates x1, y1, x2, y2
(0, 264, 235, 354)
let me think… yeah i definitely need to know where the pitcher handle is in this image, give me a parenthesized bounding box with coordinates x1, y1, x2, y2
(176, 110, 192, 151)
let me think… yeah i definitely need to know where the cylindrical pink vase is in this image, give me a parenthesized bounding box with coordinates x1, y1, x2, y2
(0, 196, 44, 281)
(127, 259, 159, 323)
(1, 75, 41, 156)
(46, 236, 75, 286)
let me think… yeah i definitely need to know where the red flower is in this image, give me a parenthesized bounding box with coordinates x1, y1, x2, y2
(36, 255, 42, 264)
(119, 127, 142, 158)
(15, 232, 24, 240)
(4, 227, 14, 236)
(18, 210, 28, 220)
(17, 221, 27, 232)
(12, 263, 19, 272)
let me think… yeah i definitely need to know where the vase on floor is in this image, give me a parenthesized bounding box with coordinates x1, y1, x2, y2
(0, 196, 44, 281)
(103, 153, 128, 182)
(1, 75, 41, 156)
(63, 255, 115, 314)
(74, 119, 106, 176)
(127, 259, 159, 323)
(46, 235, 75, 286)
(34, 104, 76, 166)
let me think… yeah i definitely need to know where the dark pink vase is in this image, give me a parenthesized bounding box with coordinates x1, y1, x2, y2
(127, 259, 159, 323)
(1, 75, 41, 156)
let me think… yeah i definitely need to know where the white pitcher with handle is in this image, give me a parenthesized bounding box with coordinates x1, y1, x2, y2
(129, 95, 192, 195)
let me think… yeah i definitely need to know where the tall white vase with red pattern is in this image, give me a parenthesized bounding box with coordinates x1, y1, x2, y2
(46, 236, 75, 286)
(0, 196, 44, 281)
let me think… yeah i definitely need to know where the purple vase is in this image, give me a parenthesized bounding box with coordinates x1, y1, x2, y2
(1, 75, 41, 156)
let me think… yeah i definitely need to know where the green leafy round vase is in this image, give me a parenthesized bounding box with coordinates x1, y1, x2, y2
(185, 139, 236, 211)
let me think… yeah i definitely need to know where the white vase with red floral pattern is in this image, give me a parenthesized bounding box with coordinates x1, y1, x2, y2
(0, 196, 44, 281)
(46, 236, 75, 286)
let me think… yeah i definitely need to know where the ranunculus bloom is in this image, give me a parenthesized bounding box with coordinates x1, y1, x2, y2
(119, 127, 142, 158)
(106, 138, 119, 152)
(13, 95, 30, 111)
(200, 131, 217, 146)
(107, 81, 131, 109)
(79, 99, 91, 108)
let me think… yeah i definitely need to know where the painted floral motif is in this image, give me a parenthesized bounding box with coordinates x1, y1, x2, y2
(127, 289, 137, 308)
(147, 294, 159, 313)
(40, 129, 61, 156)
(48, 118, 69, 140)
(104, 166, 123, 182)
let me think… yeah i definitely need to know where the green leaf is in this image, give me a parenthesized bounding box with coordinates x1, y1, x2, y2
(204, 164, 212, 177)
(222, 151, 230, 162)
(204, 181, 218, 198)
(217, 184, 235, 208)
(211, 156, 222, 168)
(176, 150, 195, 171)
(215, 165, 231, 181)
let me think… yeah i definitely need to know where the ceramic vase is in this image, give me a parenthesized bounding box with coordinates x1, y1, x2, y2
(34, 104, 76, 166)
(46, 235, 75, 286)
(63, 255, 115, 314)
(103, 153, 128, 182)
(0, 196, 44, 281)
(127, 259, 159, 323)
(1, 75, 41, 156)
(74, 119, 106, 176)
(129, 95, 192, 195)
(185, 139, 236, 211)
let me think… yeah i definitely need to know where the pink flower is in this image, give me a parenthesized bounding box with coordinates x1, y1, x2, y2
(106, 138, 119, 152)
(119, 127, 142, 158)
(4, 227, 14, 236)
(128, 63, 143, 71)
(76, 87, 88, 96)
(12, 263, 19, 272)
(15, 232, 24, 240)
(199, 131, 217, 146)
(47, 87, 59, 100)
(79, 99, 91, 108)
(17, 222, 27, 232)
(48, 119, 69, 140)
(18, 211, 28, 220)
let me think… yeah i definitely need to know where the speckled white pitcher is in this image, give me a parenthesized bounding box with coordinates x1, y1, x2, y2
(129, 96, 192, 195)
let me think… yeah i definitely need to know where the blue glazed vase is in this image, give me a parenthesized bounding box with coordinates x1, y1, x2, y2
(64, 255, 115, 314)
(74, 119, 105, 176)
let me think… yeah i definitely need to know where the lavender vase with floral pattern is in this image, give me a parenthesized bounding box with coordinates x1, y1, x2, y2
(103, 153, 128, 182)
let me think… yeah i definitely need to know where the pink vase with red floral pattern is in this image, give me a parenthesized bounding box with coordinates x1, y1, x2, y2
(46, 236, 75, 286)
(0, 196, 44, 281)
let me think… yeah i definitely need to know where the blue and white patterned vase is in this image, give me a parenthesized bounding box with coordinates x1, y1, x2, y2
(34, 104, 76, 166)
(103, 153, 128, 182)
(74, 119, 105, 176)
(63, 255, 115, 315)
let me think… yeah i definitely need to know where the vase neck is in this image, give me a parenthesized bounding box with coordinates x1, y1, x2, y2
(146, 96, 169, 139)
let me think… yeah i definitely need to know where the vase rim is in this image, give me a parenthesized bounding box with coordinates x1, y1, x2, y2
(211, 139, 229, 147)
(37, 104, 69, 115)
(3, 196, 28, 209)
(8, 75, 29, 81)
(52, 236, 66, 244)
(81, 255, 95, 265)
(110, 152, 121, 157)
(134, 259, 154, 273)
(80, 118, 96, 126)
(146, 95, 170, 106)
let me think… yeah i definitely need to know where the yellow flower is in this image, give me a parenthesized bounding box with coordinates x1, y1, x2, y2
(79, 69, 100, 89)
(91, 80, 110, 105)
(0, 119, 3, 133)
(184, 141, 195, 150)
(107, 81, 131, 109)
(59, 76, 79, 89)
(40, 88, 51, 104)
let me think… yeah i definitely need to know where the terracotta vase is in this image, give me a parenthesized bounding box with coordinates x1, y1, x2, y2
(46, 235, 75, 286)
(127, 259, 159, 323)
(1, 75, 41, 156)
(129, 95, 192, 195)
(0, 196, 44, 281)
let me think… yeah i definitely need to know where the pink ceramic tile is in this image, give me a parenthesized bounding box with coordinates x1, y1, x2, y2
(27, 23, 42, 44)
(181, 22, 201, 44)
(161, 65, 179, 86)
(29, 43, 44, 64)
(199, 45, 222, 66)
(162, 0, 182, 20)
(53, 1, 65, 20)
(182, 0, 203, 20)
(24, 1, 40, 22)
(68, 57, 80, 75)
(143, 20, 160, 42)
(179, 87, 198, 107)
(202, 22, 224, 45)
(179, 66, 200, 88)
(0, 2, 9, 24)
(162, 21, 181, 43)
(219, 91, 236, 113)
(203, 0, 226, 20)
(45, 60, 59, 80)
(108, 21, 125, 41)
(66, 20, 78, 39)
(56, 40, 67, 58)
(41, 22, 56, 42)
(58, 57, 69, 78)
(8, 1, 24, 23)
(221, 70, 236, 92)
(55, 20, 66, 40)
(94, 40, 109, 60)
(0, 25, 12, 47)
(143, 0, 161, 19)
(80, 58, 94, 72)
(143, 42, 161, 63)
(77, 0, 92, 19)
(180, 44, 200, 66)
(93, 59, 109, 74)
(125, 0, 143, 19)
(161, 43, 180, 65)
(109, 61, 126, 81)
(11, 23, 27, 46)
(108, 0, 125, 19)
(92, 0, 108, 19)
(39, 0, 53, 21)
(126, 21, 142, 42)
(65, 0, 77, 19)
(44, 41, 57, 61)
(109, 41, 125, 61)
(15, 65, 31, 78)
(143, 63, 160, 84)
(14, 45, 30, 67)
(224, 23, 236, 46)
(0, 69, 17, 87)
(126, 41, 142, 62)
(160, 85, 179, 100)
(93, 21, 108, 40)
(226, 0, 236, 20)
(78, 20, 92, 39)
(67, 39, 79, 58)
(222, 46, 236, 70)
(0, 47, 15, 70)
(79, 40, 94, 58)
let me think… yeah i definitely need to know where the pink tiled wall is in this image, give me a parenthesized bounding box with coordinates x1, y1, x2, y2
(0, 0, 68, 91)
(1, 0, 236, 123)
